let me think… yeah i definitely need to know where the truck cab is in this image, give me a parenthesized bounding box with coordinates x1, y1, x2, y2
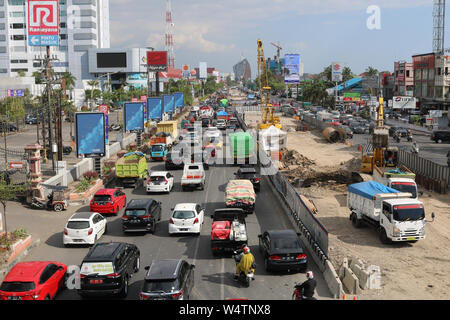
(386, 178, 418, 200)
(150, 143, 168, 161)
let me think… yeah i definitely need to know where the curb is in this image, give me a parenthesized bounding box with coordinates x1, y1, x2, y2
(0, 237, 41, 283)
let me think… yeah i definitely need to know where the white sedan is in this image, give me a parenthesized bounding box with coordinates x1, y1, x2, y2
(63, 212, 107, 246)
(169, 203, 205, 236)
(146, 171, 174, 193)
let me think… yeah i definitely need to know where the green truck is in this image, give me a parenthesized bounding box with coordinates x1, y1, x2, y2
(115, 152, 149, 188)
(229, 132, 256, 164)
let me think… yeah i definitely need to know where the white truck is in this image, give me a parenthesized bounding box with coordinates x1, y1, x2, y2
(348, 181, 426, 244)
(373, 165, 418, 199)
(181, 163, 206, 191)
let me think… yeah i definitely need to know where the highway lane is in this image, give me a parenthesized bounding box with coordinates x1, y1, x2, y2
(20, 156, 331, 300)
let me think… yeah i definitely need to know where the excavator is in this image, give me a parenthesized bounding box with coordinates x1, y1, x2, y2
(257, 39, 282, 130)
(361, 98, 398, 173)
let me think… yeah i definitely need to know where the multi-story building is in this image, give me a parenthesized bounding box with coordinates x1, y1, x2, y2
(393, 61, 414, 96)
(0, 0, 110, 93)
(412, 53, 435, 100)
(233, 58, 251, 82)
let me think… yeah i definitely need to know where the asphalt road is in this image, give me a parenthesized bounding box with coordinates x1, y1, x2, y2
(9, 159, 332, 300)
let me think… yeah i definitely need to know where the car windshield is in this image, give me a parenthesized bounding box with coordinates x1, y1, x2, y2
(173, 211, 195, 219)
(391, 183, 417, 199)
(143, 279, 178, 293)
(152, 145, 163, 152)
(272, 237, 301, 250)
(0, 282, 35, 292)
(393, 205, 425, 222)
(93, 195, 111, 202)
(67, 221, 90, 229)
(151, 176, 166, 182)
(125, 209, 147, 217)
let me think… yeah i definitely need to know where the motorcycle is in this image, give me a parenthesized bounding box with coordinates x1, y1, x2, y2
(110, 124, 122, 131)
(232, 251, 255, 288)
(31, 190, 68, 212)
(411, 144, 419, 154)
(292, 283, 317, 301)
(407, 134, 413, 142)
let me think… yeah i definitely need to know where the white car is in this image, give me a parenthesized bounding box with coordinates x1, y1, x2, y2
(205, 127, 221, 140)
(146, 171, 174, 193)
(169, 203, 205, 236)
(63, 212, 107, 246)
(216, 120, 227, 130)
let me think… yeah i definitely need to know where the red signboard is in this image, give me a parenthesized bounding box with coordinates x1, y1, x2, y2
(98, 105, 109, 114)
(147, 51, 168, 72)
(28, 0, 59, 36)
(131, 98, 138, 102)
(140, 96, 147, 102)
(9, 162, 25, 169)
(413, 54, 435, 69)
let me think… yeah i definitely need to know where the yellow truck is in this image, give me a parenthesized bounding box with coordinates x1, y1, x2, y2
(157, 121, 178, 140)
(115, 152, 149, 188)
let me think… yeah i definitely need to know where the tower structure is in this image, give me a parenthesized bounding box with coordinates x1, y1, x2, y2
(433, 0, 446, 55)
(165, 0, 175, 68)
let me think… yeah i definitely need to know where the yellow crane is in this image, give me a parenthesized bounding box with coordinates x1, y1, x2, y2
(257, 39, 282, 130)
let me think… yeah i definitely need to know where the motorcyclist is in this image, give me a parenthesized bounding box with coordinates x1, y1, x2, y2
(295, 271, 317, 300)
(411, 141, 419, 154)
(234, 246, 255, 280)
(407, 129, 413, 142)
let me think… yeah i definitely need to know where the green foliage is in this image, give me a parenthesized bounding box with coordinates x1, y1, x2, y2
(360, 110, 370, 120)
(74, 178, 91, 193)
(0, 228, 29, 250)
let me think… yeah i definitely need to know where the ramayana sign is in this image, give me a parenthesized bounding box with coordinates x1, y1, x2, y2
(392, 96, 417, 110)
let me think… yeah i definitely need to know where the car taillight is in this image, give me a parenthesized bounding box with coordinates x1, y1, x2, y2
(172, 290, 183, 299)
(194, 175, 201, 179)
(187, 175, 193, 179)
(122, 216, 128, 220)
(140, 292, 150, 300)
(169, 218, 174, 224)
(64, 228, 68, 235)
(88, 228, 93, 235)
(254, 178, 260, 182)
(269, 255, 281, 261)
(193, 218, 199, 224)
(142, 215, 151, 220)
(106, 273, 120, 279)
(80, 274, 87, 279)
(296, 254, 307, 260)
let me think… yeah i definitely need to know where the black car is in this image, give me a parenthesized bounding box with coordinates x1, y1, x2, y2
(388, 126, 399, 137)
(352, 126, 366, 134)
(258, 230, 308, 273)
(78, 242, 140, 298)
(431, 130, 450, 143)
(25, 117, 37, 125)
(165, 148, 184, 170)
(0, 123, 18, 133)
(122, 199, 162, 233)
(394, 128, 408, 138)
(201, 118, 210, 128)
(140, 259, 195, 300)
(235, 166, 260, 192)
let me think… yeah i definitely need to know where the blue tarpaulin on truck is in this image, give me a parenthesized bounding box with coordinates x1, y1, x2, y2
(348, 181, 400, 199)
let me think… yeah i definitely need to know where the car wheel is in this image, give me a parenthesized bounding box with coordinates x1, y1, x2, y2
(264, 258, 271, 272)
(53, 204, 63, 212)
(379, 228, 391, 245)
(45, 295, 51, 300)
(151, 221, 156, 234)
(120, 277, 128, 298)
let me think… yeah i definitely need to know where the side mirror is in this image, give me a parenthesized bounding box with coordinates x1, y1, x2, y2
(170, 208, 174, 211)
(257, 234, 262, 238)
(191, 264, 195, 269)
(144, 266, 150, 271)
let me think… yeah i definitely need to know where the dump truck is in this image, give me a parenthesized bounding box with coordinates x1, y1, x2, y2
(115, 152, 148, 188)
(229, 132, 256, 164)
(225, 180, 256, 214)
(348, 181, 426, 244)
(210, 208, 248, 255)
(156, 121, 178, 140)
(373, 165, 418, 199)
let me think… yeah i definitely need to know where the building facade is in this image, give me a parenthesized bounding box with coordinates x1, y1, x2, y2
(0, 0, 110, 91)
(393, 61, 414, 97)
(233, 58, 251, 82)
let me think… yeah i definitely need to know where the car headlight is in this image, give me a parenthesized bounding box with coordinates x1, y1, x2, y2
(393, 227, 401, 237)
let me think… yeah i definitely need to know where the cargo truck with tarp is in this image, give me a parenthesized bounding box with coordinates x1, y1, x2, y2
(347, 181, 427, 244)
(225, 180, 256, 214)
(115, 152, 149, 188)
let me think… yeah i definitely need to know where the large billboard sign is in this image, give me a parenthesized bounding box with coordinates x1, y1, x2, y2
(163, 95, 175, 113)
(148, 97, 162, 120)
(7, 89, 25, 97)
(147, 51, 168, 72)
(76, 113, 106, 158)
(332, 62, 343, 82)
(284, 54, 300, 84)
(199, 62, 207, 79)
(27, 0, 60, 46)
(124, 102, 145, 132)
(174, 92, 184, 109)
(393, 96, 417, 110)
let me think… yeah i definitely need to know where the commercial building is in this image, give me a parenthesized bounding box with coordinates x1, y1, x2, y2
(233, 58, 251, 82)
(393, 61, 414, 97)
(0, 0, 110, 105)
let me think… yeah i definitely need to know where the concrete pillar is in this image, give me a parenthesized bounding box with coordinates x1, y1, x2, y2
(24, 143, 44, 202)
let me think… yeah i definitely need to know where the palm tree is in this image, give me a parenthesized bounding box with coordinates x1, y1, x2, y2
(87, 80, 99, 108)
(62, 72, 76, 100)
(365, 66, 379, 76)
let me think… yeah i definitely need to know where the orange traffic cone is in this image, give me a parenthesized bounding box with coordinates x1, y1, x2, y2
(343, 294, 346, 300)
(353, 296, 357, 300)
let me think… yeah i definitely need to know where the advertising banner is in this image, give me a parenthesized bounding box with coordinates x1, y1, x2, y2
(76, 113, 106, 158)
(98, 105, 109, 144)
(332, 62, 343, 82)
(7, 89, 25, 97)
(392, 96, 417, 110)
(124, 102, 145, 131)
(27, 0, 59, 46)
(284, 54, 300, 84)
(199, 62, 207, 79)
(148, 97, 162, 120)
(174, 92, 184, 109)
(163, 94, 175, 113)
(147, 51, 168, 72)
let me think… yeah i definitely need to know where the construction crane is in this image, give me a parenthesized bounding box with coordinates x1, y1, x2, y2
(360, 98, 397, 173)
(257, 39, 281, 130)
(270, 42, 282, 61)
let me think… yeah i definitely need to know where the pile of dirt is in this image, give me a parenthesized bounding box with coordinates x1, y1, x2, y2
(341, 157, 362, 172)
(283, 167, 363, 189)
(280, 149, 316, 170)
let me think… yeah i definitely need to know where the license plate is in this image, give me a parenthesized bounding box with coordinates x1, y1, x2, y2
(8, 296, 22, 300)
(73, 239, 83, 242)
(406, 237, 417, 241)
(179, 228, 188, 231)
(90, 280, 103, 284)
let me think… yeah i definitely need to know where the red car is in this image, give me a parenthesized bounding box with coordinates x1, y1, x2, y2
(0, 261, 67, 300)
(90, 188, 127, 215)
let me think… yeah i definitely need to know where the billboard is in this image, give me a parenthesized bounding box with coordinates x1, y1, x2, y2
(332, 62, 343, 82)
(284, 54, 300, 84)
(76, 113, 106, 158)
(174, 92, 184, 109)
(393, 96, 417, 110)
(27, 0, 59, 46)
(163, 95, 175, 113)
(148, 97, 162, 120)
(7, 89, 25, 97)
(147, 51, 168, 72)
(124, 102, 145, 131)
(199, 62, 207, 79)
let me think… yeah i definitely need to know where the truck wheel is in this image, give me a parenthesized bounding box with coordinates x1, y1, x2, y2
(379, 228, 391, 245)
(351, 214, 362, 228)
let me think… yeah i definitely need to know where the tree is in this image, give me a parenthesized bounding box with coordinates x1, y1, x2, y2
(87, 80, 99, 108)
(342, 67, 354, 82)
(0, 174, 28, 238)
(17, 70, 26, 77)
(62, 72, 76, 100)
(365, 66, 379, 76)
(32, 71, 44, 84)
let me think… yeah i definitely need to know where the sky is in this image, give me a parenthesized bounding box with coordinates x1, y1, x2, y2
(109, 0, 439, 78)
